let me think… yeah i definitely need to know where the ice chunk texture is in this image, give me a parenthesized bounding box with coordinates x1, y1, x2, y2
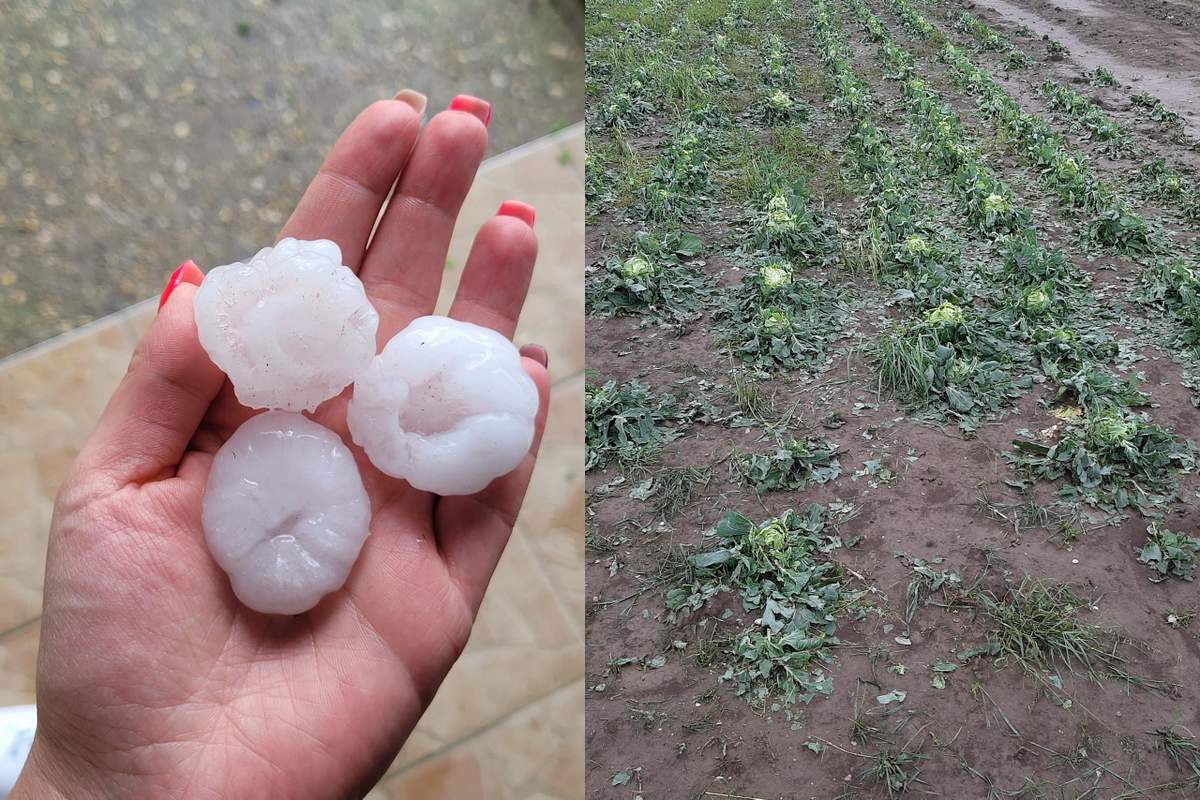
(348, 316, 539, 496)
(193, 238, 379, 412)
(202, 411, 371, 615)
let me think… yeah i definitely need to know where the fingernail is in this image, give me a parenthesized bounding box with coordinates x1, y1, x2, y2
(158, 260, 196, 311)
(394, 89, 427, 117)
(448, 94, 491, 127)
(497, 200, 535, 227)
(520, 344, 548, 369)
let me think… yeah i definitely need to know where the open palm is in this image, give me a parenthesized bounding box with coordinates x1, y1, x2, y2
(15, 95, 551, 799)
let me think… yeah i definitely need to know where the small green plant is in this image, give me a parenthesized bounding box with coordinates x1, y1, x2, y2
(1132, 91, 1183, 129)
(1138, 157, 1193, 205)
(1136, 258, 1200, 348)
(1151, 725, 1200, 779)
(1045, 39, 1069, 59)
(996, 229, 1076, 289)
(1009, 406, 1195, 513)
(1030, 326, 1118, 386)
(860, 749, 927, 797)
(1040, 79, 1131, 153)
(733, 436, 842, 493)
(640, 125, 715, 220)
(759, 37, 789, 85)
(723, 368, 776, 423)
(1138, 522, 1200, 581)
(716, 265, 852, 373)
(892, 232, 956, 275)
(754, 179, 835, 258)
(586, 230, 714, 327)
(901, 555, 962, 628)
(876, 308, 1029, 432)
(665, 506, 851, 707)
(1089, 66, 1117, 87)
(1004, 50, 1029, 70)
(585, 379, 711, 470)
(1086, 196, 1156, 255)
(956, 173, 1029, 235)
(636, 464, 713, 517)
(969, 578, 1121, 682)
(759, 88, 808, 124)
(597, 88, 654, 130)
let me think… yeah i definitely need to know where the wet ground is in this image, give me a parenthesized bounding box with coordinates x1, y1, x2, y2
(0, 0, 583, 357)
(969, 0, 1200, 138)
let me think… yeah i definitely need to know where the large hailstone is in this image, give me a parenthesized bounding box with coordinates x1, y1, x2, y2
(193, 238, 379, 412)
(347, 316, 539, 496)
(202, 411, 372, 615)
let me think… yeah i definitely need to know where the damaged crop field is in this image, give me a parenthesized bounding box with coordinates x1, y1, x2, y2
(584, 0, 1200, 796)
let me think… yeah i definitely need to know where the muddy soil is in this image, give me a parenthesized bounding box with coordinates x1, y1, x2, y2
(967, 0, 1200, 138)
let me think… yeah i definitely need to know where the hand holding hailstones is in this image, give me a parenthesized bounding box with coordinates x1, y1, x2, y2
(193, 239, 539, 615)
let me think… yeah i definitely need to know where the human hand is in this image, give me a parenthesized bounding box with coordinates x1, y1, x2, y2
(12, 92, 551, 799)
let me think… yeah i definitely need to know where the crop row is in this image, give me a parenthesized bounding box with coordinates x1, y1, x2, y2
(880, 0, 1200, 378)
(841, 0, 1196, 514)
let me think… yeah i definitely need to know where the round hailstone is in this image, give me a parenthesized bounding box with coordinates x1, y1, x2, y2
(202, 411, 371, 615)
(347, 316, 539, 496)
(193, 238, 379, 412)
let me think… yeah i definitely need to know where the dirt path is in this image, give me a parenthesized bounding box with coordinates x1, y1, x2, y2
(970, 0, 1200, 137)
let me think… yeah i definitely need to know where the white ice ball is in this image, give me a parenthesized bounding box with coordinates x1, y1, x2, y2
(193, 238, 379, 412)
(202, 411, 372, 615)
(347, 316, 539, 496)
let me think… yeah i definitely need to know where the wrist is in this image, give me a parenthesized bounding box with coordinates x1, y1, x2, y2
(9, 739, 81, 800)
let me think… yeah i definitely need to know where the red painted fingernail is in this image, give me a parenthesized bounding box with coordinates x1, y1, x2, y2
(497, 200, 535, 227)
(520, 344, 548, 369)
(448, 94, 491, 126)
(158, 260, 196, 311)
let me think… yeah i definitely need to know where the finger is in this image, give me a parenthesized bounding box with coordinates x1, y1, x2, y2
(76, 278, 225, 488)
(157, 259, 203, 310)
(359, 96, 490, 337)
(277, 96, 424, 271)
(433, 357, 551, 612)
(445, 207, 538, 339)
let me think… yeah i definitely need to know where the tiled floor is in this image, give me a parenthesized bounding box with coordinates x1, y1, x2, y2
(0, 125, 584, 798)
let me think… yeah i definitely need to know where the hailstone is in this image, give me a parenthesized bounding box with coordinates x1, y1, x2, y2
(202, 411, 372, 615)
(193, 238, 379, 412)
(347, 316, 539, 496)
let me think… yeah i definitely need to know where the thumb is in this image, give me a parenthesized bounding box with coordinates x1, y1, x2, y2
(76, 262, 225, 487)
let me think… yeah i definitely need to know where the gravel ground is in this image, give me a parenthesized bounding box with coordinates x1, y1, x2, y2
(0, 0, 583, 357)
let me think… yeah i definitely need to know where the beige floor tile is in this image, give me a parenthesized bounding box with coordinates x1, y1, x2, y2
(120, 299, 156, 344)
(435, 129, 584, 380)
(389, 529, 581, 773)
(516, 374, 584, 637)
(478, 130, 583, 197)
(372, 679, 583, 800)
(0, 622, 40, 705)
(512, 193, 585, 380)
(0, 318, 132, 630)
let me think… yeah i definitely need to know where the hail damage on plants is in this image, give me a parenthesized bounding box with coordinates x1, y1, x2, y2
(586, 0, 1200, 796)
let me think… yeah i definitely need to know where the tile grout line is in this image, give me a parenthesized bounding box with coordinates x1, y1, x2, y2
(518, 367, 584, 639)
(385, 674, 583, 783)
(550, 366, 584, 390)
(0, 616, 40, 642)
